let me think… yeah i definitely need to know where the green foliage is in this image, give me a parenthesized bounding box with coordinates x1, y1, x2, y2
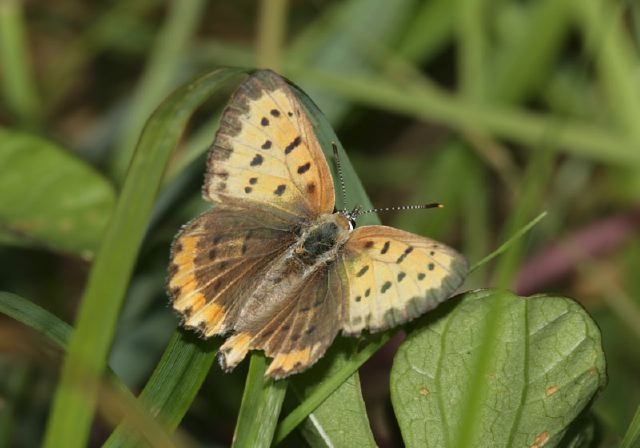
(0, 0, 639, 446)
(0, 130, 115, 256)
(43, 67, 244, 448)
(391, 290, 606, 447)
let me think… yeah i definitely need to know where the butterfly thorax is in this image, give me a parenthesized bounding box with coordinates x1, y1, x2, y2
(294, 213, 351, 265)
(234, 213, 350, 329)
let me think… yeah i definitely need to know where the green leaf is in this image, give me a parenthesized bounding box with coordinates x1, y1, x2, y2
(291, 339, 377, 448)
(43, 67, 245, 448)
(390, 289, 606, 448)
(0, 129, 115, 257)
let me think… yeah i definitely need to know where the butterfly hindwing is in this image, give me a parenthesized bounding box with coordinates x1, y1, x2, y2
(339, 225, 468, 335)
(218, 264, 345, 379)
(168, 206, 295, 337)
(204, 70, 335, 221)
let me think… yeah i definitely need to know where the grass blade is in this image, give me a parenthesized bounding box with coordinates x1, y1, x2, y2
(43, 67, 245, 448)
(103, 332, 218, 448)
(0, 291, 176, 447)
(0, 0, 41, 126)
(232, 356, 287, 448)
(470, 211, 548, 273)
(621, 405, 640, 448)
(290, 69, 640, 165)
(110, 0, 206, 183)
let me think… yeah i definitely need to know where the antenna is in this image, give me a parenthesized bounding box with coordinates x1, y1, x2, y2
(354, 203, 443, 218)
(332, 142, 348, 211)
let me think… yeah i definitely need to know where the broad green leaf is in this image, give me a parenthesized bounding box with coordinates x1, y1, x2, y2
(390, 289, 606, 448)
(0, 129, 115, 257)
(43, 67, 245, 448)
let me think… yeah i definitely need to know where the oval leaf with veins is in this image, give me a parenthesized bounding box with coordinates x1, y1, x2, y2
(390, 289, 606, 448)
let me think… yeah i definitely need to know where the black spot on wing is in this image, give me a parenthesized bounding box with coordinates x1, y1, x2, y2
(297, 162, 311, 174)
(428, 262, 435, 271)
(364, 288, 370, 297)
(418, 272, 426, 280)
(284, 136, 302, 154)
(244, 186, 252, 193)
(249, 177, 258, 185)
(397, 272, 406, 282)
(270, 109, 280, 117)
(396, 246, 414, 264)
(307, 183, 316, 193)
(250, 154, 263, 166)
(381, 281, 392, 294)
(261, 140, 272, 149)
(261, 117, 269, 126)
(274, 184, 286, 196)
(356, 265, 369, 277)
(381, 241, 390, 254)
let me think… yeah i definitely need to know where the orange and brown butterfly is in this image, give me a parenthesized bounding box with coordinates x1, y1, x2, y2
(167, 69, 468, 379)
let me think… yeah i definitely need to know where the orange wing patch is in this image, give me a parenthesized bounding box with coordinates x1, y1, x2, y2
(167, 207, 295, 338)
(339, 225, 468, 335)
(216, 265, 345, 379)
(204, 70, 335, 221)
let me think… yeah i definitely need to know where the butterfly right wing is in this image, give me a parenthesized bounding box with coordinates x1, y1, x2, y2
(338, 225, 468, 335)
(168, 206, 296, 337)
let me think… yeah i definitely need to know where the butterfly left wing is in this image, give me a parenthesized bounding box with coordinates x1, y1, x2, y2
(204, 70, 335, 221)
(168, 206, 296, 337)
(338, 226, 468, 335)
(218, 264, 345, 379)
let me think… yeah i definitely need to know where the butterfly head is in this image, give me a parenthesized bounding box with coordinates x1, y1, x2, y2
(336, 205, 361, 230)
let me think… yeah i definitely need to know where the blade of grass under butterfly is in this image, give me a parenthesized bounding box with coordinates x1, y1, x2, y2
(43, 67, 245, 448)
(104, 333, 218, 448)
(0, 292, 176, 447)
(232, 355, 288, 448)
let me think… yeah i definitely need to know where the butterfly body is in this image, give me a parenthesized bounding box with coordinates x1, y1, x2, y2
(168, 70, 468, 379)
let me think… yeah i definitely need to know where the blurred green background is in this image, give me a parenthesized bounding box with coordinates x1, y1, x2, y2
(0, 0, 639, 446)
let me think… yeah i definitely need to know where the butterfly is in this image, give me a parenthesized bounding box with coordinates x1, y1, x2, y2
(167, 70, 468, 379)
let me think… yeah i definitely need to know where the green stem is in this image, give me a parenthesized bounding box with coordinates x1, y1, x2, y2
(0, 0, 41, 126)
(110, 0, 206, 184)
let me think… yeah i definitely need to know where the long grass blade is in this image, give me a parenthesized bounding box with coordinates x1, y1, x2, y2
(43, 67, 244, 448)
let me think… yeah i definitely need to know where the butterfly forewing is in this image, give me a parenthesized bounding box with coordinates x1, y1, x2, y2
(339, 225, 468, 335)
(204, 71, 335, 221)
